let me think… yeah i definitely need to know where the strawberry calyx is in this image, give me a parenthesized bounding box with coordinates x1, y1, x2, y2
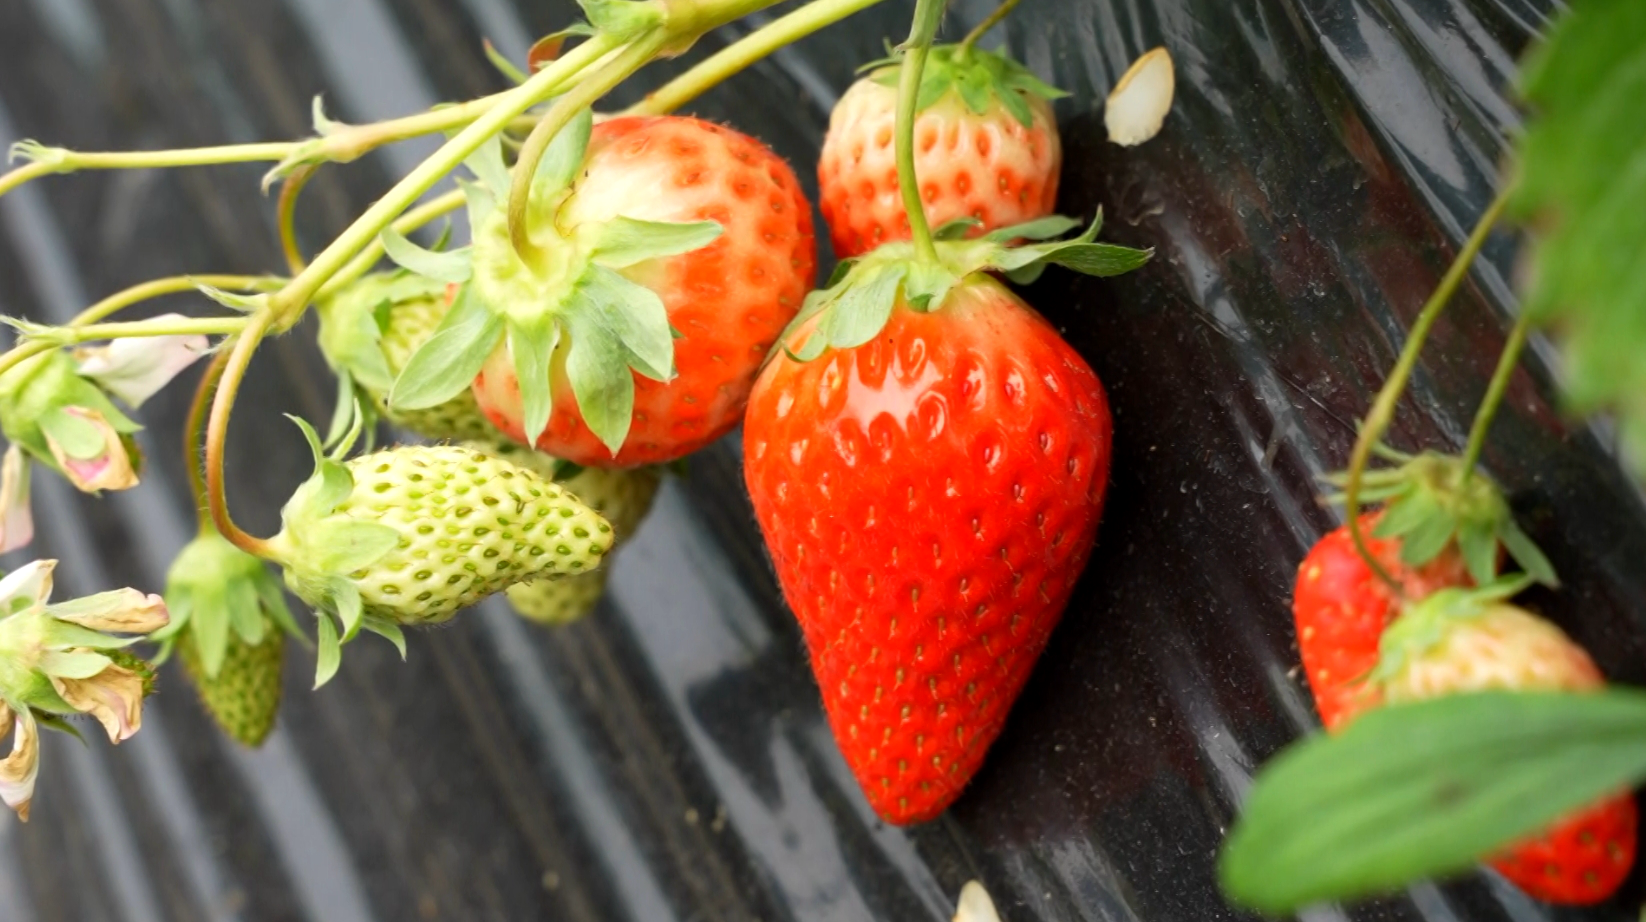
(776, 212, 1150, 362)
(1367, 575, 1534, 684)
(264, 415, 406, 682)
(862, 43, 1067, 127)
(314, 269, 452, 444)
(383, 107, 723, 455)
(1322, 447, 1558, 588)
(149, 529, 308, 679)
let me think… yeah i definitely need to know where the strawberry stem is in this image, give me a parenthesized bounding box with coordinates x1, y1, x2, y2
(277, 167, 316, 276)
(0, 141, 295, 199)
(1344, 186, 1511, 592)
(206, 311, 275, 559)
(506, 34, 668, 265)
(958, 0, 1023, 54)
(185, 350, 231, 532)
(1460, 311, 1531, 479)
(626, 0, 892, 117)
(23, 316, 251, 345)
(895, 0, 951, 264)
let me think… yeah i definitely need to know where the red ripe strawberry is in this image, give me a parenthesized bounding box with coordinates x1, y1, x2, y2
(744, 273, 1113, 824)
(1372, 596, 1637, 904)
(469, 115, 816, 466)
(819, 45, 1064, 259)
(1292, 515, 1470, 731)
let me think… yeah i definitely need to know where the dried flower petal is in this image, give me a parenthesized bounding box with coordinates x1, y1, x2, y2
(51, 661, 145, 743)
(0, 706, 39, 821)
(47, 588, 168, 635)
(0, 446, 33, 555)
(43, 407, 138, 492)
(74, 317, 210, 408)
(953, 881, 1001, 922)
(1105, 47, 1174, 146)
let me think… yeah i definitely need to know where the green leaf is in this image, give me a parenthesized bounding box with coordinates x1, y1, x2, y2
(313, 612, 341, 688)
(580, 267, 673, 381)
(1510, 1, 1646, 479)
(985, 214, 1084, 242)
(464, 133, 512, 202)
(389, 285, 505, 411)
(531, 105, 594, 208)
(1031, 242, 1154, 277)
(1499, 519, 1560, 588)
(820, 265, 905, 350)
(564, 320, 634, 455)
(589, 217, 722, 269)
(307, 519, 400, 576)
(1219, 690, 1646, 914)
(507, 316, 562, 446)
(380, 227, 472, 283)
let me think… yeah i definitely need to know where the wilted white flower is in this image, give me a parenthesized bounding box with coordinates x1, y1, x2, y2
(74, 317, 209, 408)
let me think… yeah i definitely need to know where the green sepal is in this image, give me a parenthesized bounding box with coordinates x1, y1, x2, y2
(1324, 449, 1559, 588)
(38, 650, 112, 679)
(579, 266, 675, 381)
(37, 406, 106, 459)
(304, 518, 401, 578)
(589, 217, 722, 270)
(506, 315, 562, 446)
(464, 133, 512, 203)
(32, 710, 87, 743)
(563, 313, 634, 454)
(933, 217, 981, 241)
(1368, 576, 1535, 684)
(313, 609, 341, 688)
(483, 39, 529, 84)
(388, 283, 506, 411)
(773, 212, 1149, 364)
(380, 227, 472, 284)
(363, 616, 407, 660)
(314, 270, 448, 394)
(578, 0, 665, 41)
(867, 44, 1068, 127)
(530, 105, 595, 214)
(0, 350, 142, 478)
(38, 620, 143, 651)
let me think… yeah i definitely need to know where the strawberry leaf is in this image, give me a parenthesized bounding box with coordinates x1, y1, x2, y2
(1219, 690, 1646, 913)
(380, 228, 472, 284)
(1510, 0, 1646, 477)
(589, 217, 722, 269)
(506, 315, 561, 446)
(530, 105, 594, 210)
(389, 285, 505, 411)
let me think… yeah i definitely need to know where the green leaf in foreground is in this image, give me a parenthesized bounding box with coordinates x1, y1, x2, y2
(1511, 0, 1646, 476)
(1219, 690, 1646, 913)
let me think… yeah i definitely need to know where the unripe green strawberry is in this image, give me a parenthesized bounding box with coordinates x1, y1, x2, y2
(271, 428, 614, 684)
(179, 628, 284, 746)
(505, 570, 609, 626)
(464, 441, 661, 627)
(316, 273, 500, 443)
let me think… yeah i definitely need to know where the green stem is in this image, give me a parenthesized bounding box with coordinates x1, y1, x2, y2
(278, 167, 316, 275)
(0, 341, 55, 383)
(1344, 187, 1512, 592)
(508, 35, 667, 261)
(315, 190, 466, 302)
(266, 32, 622, 327)
(958, 0, 1022, 53)
(205, 313, 274, 558)
(1460, 311, 1531, 478)
(2, 142, 295, 199)
(36, 316, 249, 345)
(185, 349, 230, 531)
(626, 0, 892, 116)
(72, 275, 281, 327)
(894, 0, 949, 264)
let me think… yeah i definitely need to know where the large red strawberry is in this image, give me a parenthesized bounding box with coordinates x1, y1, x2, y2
(1292, 515, 1470, 731)
(819, 44, 1064, 259)
(745, 269, 1117, 824)
(388, 112, 814, 467)
(1368, 587, 1637, 904)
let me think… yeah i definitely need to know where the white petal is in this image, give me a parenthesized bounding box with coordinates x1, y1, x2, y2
(48, 588, 169, 634)
(0, 559, 55, 611)
(0, 708, 39, 821)
(0, 446, 32, 554)
(953, 881, 1001, 922)
(75, 316, 210, 408)
(1105, 47, 1174, 146)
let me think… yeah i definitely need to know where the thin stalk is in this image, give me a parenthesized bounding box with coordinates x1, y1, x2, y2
(71, 274, 280, 327)
(32, 316, 249, 346)
(278, 167, 316, 275)
(1461, 311, 1532, 478)
(626, 0, 891, 116)
(204, 312, 274, 557)
(958, 0, 1022, 53)
(185, 350, 231, 531)
(507, 35, 668, 261)
(0, 342, 55, 382)
(1344, 188, 1512, 591)
(1, 142, 293, 198)
(894, 0, 949, 263)
(267, 32, 622, 326)
(316, 189, 465, 301)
